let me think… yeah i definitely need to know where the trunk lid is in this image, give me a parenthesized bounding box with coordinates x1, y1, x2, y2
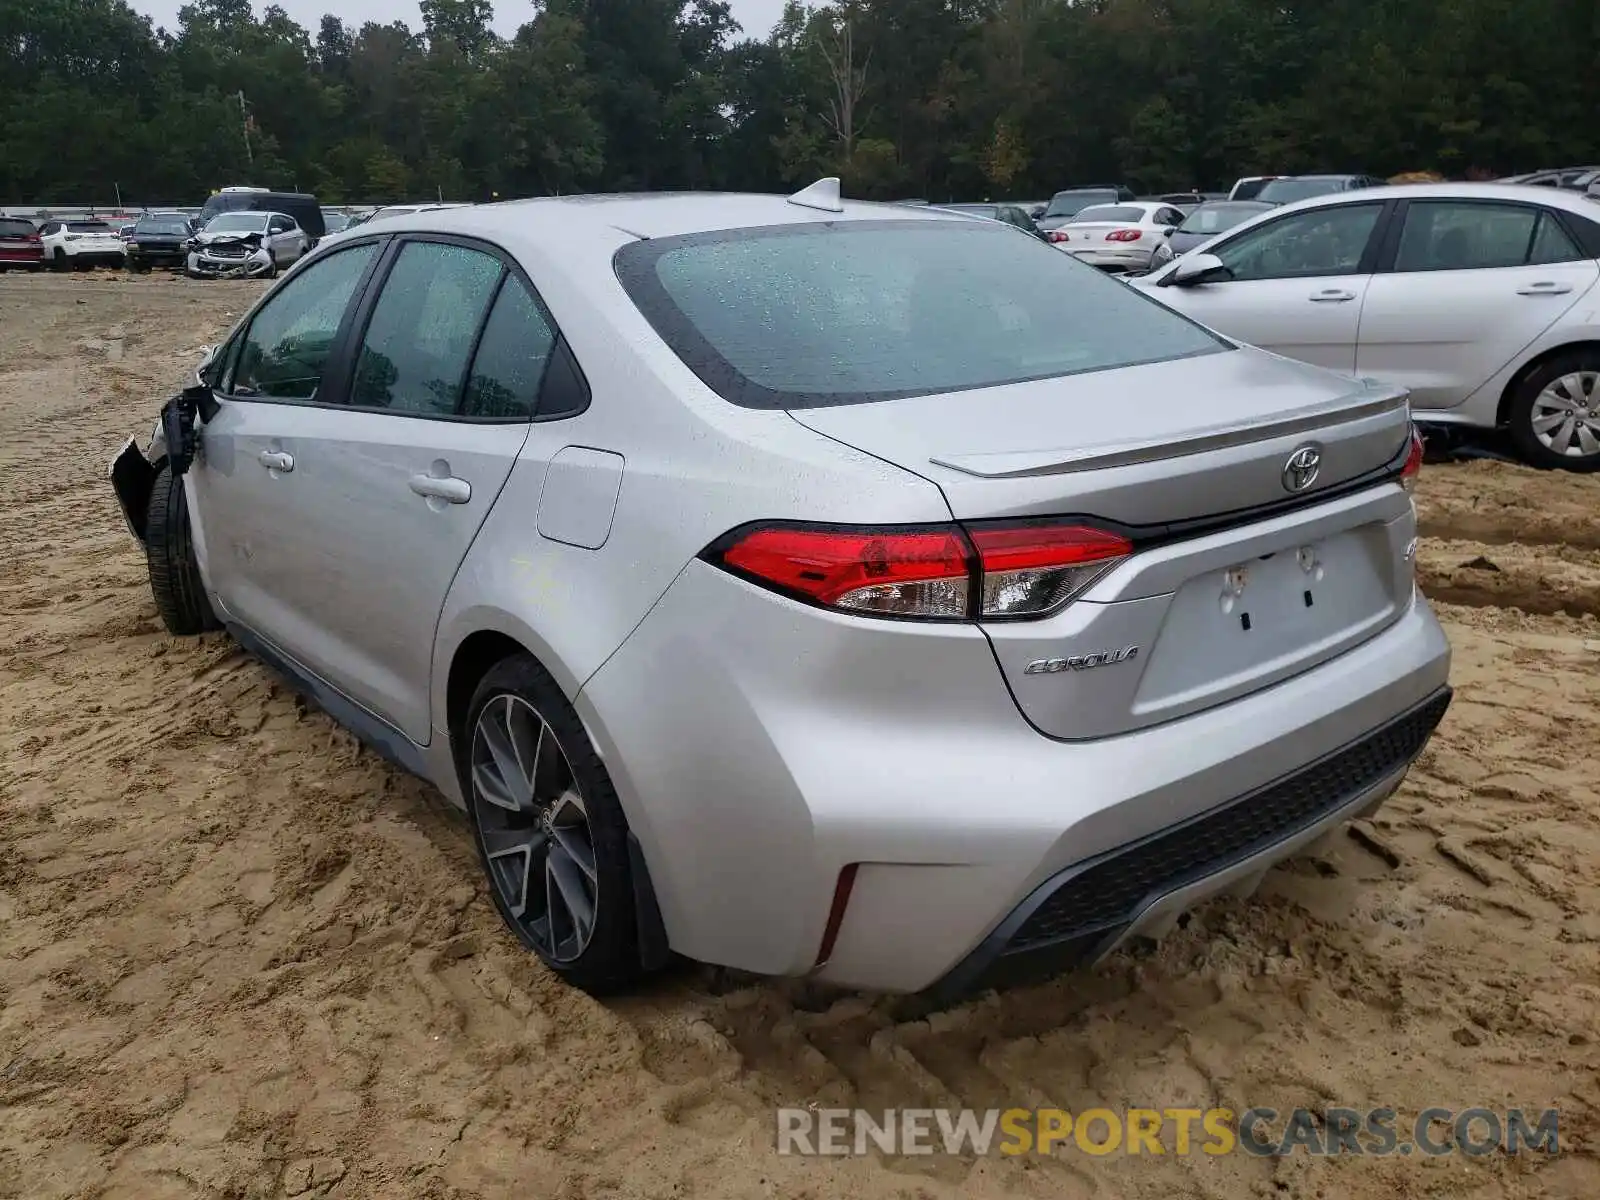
(789, 348, 1418, 738)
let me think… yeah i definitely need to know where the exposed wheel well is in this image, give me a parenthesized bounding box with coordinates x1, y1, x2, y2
(1498, 340, 1600, 425)
(445, 630, 531, 749)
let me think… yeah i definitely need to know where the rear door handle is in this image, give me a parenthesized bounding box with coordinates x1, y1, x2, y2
(1308, 289, 1357, 302)
(1517, 282, 1574, 295)
(409, 474, 471, 504)
(257, 450, 293, 472)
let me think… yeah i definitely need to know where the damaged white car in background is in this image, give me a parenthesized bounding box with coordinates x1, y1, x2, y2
(185, 210, 308, 279)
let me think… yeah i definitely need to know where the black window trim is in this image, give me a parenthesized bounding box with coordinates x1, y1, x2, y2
(212, 231, 590, 424)
(1201, 198, 1398, 283)
(328, 230, 590, 425)
(1371, 196, 1596, 274)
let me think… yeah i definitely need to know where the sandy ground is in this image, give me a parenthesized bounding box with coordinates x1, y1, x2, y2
(2, 272, 1599, 1200)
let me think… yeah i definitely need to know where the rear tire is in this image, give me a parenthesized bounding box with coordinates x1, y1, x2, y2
(145, 462, 221, 635)
(1507, 351, 1600, 472)
(460, 655, 647, 995)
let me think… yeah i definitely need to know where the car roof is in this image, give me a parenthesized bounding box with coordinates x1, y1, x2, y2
(1263, 180, 1600, 218)
(368, 191, 975, 246)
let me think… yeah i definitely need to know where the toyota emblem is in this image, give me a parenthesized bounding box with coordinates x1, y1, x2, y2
(1282, 444, 1322, 493)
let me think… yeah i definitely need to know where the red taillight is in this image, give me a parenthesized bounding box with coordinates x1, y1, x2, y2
(1401, 426, 1424, 492)
(1105, 229, 1142, 242)
(1046, 230, 1068, 243)
(719, 525, 973, 617)
(968, 523, 1133, 618)
(708, 521, 1132, 621)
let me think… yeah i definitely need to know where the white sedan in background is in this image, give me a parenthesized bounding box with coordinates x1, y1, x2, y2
(1043, 202, 1187, 273)
(1133, 183, 1600, 470)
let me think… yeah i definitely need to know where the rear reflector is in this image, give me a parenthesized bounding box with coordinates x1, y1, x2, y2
(813, 864, 859, 968)
(1400, 425, 1424, 493)
(707, 520, 1131, 621)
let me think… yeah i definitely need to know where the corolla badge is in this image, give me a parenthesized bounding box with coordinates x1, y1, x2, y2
(1281, 444, 1322, 493)
(1024, 646, 1139, 675)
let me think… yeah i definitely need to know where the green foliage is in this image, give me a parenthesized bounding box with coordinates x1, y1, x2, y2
(0, 0, 1594, 205)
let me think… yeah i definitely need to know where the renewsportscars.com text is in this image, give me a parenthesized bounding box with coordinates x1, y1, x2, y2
(776, 1106, 1560, 1158)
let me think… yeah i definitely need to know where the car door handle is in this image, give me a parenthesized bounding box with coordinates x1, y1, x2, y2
(1308, 289, 1357, 302)
(409, 474, 471, 504)
(257, 450, 293, 472)
(1517, 282, 1574, 295)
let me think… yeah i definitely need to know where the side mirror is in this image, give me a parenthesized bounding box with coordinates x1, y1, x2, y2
(1162, 252, 1231, 288)
(1162, 226, 1175, 237)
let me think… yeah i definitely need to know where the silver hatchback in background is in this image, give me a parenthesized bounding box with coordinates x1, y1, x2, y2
(110, 180, 1451, 999)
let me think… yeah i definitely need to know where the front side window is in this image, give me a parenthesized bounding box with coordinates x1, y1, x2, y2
(615, 221, 1226, 409)
(229, 243, 378, 400)
(349, 241, 503, 415)
(1394, 202, 1581, 272)
(1213, 203, 1382, 281)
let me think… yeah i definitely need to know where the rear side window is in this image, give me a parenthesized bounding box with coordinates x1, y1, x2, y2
(349, 242, 503, 415)
(1394, 201, 1582, 271)
(615, 221, 1226, 409)
(462, 277, 559, 420)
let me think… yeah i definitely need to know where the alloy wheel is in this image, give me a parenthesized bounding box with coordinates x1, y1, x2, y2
(1530, 371, 1600, 459)
(470, 694, 599, 962)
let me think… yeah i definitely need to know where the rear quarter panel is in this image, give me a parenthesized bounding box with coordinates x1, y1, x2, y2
(427, 222, 953, 743)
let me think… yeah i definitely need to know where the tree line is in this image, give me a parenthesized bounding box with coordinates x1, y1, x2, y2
(2, 0, 1596, 208)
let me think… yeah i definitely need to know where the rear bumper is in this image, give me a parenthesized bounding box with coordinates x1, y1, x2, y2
(578, 560, 1452, 993)
(61, 249, 126, 266)
(929, 686, 1450, 1000)
(0, 251, 43, 266)
(1067, 246, 1154, 271)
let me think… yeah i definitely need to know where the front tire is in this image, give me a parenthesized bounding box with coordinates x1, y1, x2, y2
(51, 249, 68, 271)
(461, 655, 646, 994)
(145, 462, 221, 635)
(1507, 352, 1600, 471)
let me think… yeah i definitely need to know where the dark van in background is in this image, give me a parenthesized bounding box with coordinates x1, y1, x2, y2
(197, 187, 325, 244)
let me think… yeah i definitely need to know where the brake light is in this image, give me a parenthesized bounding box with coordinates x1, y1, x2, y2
(719, 525, 972, 617)
(968, 523, 1133, 617)
(707, 520, 1132, 621)
(1105, 229, 1143, 242)
(1046, 230, 1069, 243)
(1400, 426, 1424, 493)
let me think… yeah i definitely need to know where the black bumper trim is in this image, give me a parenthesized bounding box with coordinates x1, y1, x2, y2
(928, 686, 1452, 1002)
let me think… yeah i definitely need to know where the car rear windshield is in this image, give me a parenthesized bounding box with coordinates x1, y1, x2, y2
(1256, 178, 1347, 204)
(1179, 203, 1266, 234)
(68, 221, 110, 232)
(1068, 205, 1143, 223)
(614, 220, 1227, 409)
(136, 218, 190, 235)
(1044, 191, 1116, 218)
(1230, 179, 1272, 200)
(0, 218, 35, 236)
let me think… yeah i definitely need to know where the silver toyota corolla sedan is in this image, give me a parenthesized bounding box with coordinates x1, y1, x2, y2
(109, 180, 1452, 999)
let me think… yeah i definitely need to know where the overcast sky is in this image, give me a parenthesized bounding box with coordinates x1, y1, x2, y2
(132, 0, 789, 41)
